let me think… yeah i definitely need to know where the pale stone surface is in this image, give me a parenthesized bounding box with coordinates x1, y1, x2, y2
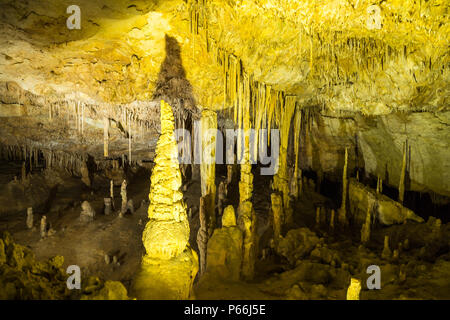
(237, 201, 257, 280)
(270, 193, 283, 247)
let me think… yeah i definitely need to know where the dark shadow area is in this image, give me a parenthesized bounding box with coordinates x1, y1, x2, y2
(152, 34, 197, 116)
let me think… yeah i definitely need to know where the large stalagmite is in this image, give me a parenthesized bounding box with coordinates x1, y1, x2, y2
(134, 100, 198, 300)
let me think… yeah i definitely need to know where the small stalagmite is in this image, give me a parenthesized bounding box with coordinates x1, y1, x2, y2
(40, 215, 47, 238)
(382, 235, 392, 259)
(110, 180, 115, 209)
(104, 117, 109, 157)
(237, 201, 257, 280)
(315, 207, 321, 227)
(80, 201, 95, 222)
(330, 209, 335, 229)
(120, 180, 127, 217)
(200, 109, 217, 231)
(338, 147, 349, 226)
(21, 162, 26, 182)
(226, 164, 233, 185)
(398, 140, 407, 204)
(104, 198, 112, 216)
(217, 180, 227, 218)
(134, 100, 198, 300)
(81, 162, 91, 187)
(346, 278, 361, 300)
(26, 207, 33, 229)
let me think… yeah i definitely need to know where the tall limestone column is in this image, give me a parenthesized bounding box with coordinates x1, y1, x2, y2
(237, 74, 257, 280)
(199, 109, 217, 233)
(134, 100, 198, 300)
(272, 96, 296, 225)
(338, 147, 349, 226)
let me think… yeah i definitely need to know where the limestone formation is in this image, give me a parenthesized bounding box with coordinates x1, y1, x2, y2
(197, 196, 208, 277)
(81, 162, 91, 187)
(393, 249, 399, 261)
(382, 235, 392, 260)
(346, 278, 361, 300)
(120, 180, 127, 217)
(226, 165, 233, 185)
(104, 117, 109, 157)
(329, 209, 335, 229)
(403, 239, 410, 251)
(315, 207, 321, 227)
(80, 201, 96, 222)
(21, 162, 26, 182)
(360, 200, 373, 244)
(134, 100, 198, 300)
(126, 199, 134, 215)
(237, 201, 257, 280)
(40, 216, 47, 238)
(200, 109, 217, 231)
(271, 193, 283, 247)
(289, 167, 298, 198)
(104, 198, 112, 216)
(349, 178, 424, 226)
(26, 207, 33, 229)
(338, 147, 349, 226)
(217, 180, 227, 218)
(205, 205, 243, 281)
(110, 180, 115, 209)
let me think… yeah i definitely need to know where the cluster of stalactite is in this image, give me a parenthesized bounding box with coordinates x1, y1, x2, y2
(188, 0, 318, 222)
(2, 81, 165, 163)
(0, 143, 88, 177)
(188, 0, 448, 112)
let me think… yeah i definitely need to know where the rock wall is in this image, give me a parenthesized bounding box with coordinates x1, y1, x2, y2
(300, 110, 450, 202)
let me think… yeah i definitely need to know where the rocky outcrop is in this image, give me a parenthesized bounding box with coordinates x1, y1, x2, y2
(205, 206, 243, 281)
(348, 178, 424, 225)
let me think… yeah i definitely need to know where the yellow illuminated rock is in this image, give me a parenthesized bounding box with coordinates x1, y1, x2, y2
(200, 109, 217, 231)
(271, 193, 283, 247)
(204, 205, 243, 281)
(346, 278, 361, 300)
(237, 201, 258, 280)
(134, 100, 198, 300)
(338, 147, 349, 226)
(272, 96, 296, 225)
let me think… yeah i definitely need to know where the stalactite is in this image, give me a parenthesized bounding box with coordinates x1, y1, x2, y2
(338, 147, 349, 226)
(398, 139, 408, 204)
(272, 95, 296, 224)
(104, 117, 109, 157)
(200, 109, 217, 231)
(293, 106, 302, 198)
